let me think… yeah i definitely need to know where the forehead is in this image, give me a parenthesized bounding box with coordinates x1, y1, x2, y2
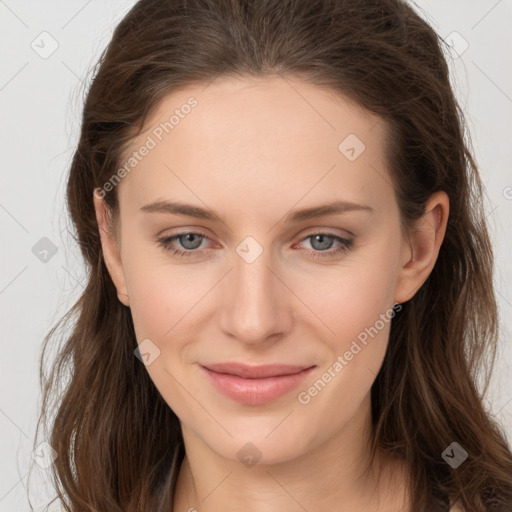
(117, 74, 395, 221)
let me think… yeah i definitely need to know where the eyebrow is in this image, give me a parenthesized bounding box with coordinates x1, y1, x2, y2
(139, 199, 373, 223)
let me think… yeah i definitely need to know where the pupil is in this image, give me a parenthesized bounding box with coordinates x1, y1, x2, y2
(313, 234, 332, 250)
(182, 233, 201, 249)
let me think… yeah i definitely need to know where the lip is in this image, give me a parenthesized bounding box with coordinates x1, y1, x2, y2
(200, 363, 316, 405)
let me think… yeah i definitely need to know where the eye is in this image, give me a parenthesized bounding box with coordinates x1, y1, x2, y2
(157, 231, 210, 258)
(295, 232, 353, 259)
(157, 230, 354, 259)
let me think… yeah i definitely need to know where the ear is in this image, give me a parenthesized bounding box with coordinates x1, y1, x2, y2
(93, 192, 130, 307)
(393, 190, 449, 304)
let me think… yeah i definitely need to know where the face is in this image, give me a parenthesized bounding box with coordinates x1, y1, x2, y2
(94, 74, 443, 465)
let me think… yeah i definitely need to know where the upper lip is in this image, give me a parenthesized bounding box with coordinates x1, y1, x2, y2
(202, 363, 315, 379)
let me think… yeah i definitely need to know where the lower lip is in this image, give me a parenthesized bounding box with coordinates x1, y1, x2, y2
(201, 366, 315, 405)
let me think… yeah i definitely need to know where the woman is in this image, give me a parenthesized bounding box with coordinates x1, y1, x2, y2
(33, 0, 512, 511)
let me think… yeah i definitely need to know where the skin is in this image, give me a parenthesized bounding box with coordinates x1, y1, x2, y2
(94, 74, 449, 512)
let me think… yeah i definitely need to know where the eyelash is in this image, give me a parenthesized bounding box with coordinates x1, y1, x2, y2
(156, 230, 353, 260)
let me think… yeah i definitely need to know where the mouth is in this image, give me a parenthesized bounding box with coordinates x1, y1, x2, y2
(200, 363, 316, 405)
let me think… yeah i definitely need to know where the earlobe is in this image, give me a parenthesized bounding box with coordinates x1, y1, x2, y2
(93, 193, 130, 307)
(393, 191, 449, 304)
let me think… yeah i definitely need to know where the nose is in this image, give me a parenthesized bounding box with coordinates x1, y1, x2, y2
(219, 247, 293, 347)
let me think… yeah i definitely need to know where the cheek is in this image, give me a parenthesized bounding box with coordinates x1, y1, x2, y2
(293, 254, 399, 350)
(293, 249, 400, 401)
(124, 258, 211, 414)
(128, 273, 209, 363)
(121, 237, 208, 340)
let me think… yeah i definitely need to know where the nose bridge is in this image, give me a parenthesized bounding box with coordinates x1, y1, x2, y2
(219, 236, 291, 344)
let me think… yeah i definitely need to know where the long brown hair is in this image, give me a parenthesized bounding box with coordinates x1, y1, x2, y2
(32, 1, 512, 511)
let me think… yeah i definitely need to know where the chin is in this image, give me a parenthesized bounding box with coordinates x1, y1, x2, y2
(194, 424, 313, 467)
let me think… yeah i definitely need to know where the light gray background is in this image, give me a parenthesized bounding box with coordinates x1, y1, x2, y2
(1, 1, 511, 510)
